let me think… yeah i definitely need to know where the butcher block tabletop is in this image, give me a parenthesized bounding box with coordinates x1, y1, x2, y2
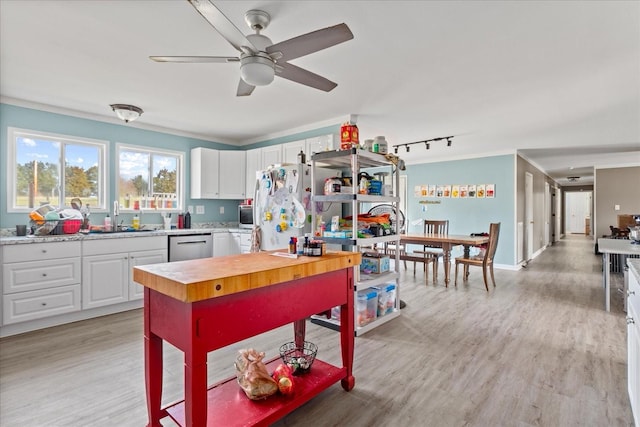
(133, 250, 361, 303)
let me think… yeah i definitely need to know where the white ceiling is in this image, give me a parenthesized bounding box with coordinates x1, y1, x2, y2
(1, 1, 639, 187)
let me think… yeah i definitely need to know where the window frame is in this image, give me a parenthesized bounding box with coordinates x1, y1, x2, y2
(115, 143, 184, 212)
(7, 127, 109, 213)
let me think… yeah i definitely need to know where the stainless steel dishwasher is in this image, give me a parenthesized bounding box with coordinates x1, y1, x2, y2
(168, 233, 213, 262)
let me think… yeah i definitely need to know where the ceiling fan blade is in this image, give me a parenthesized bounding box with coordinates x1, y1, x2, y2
(188, 0, 258, 53)
(237, 79, 255, 96)
(149, 56, 239, 63)
(277, 63, 337, 92)
(266, 23, 353, 62)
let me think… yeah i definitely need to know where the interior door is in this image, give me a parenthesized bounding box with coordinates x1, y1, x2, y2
(565, 191, 592, 234)
(544, 182, 550, 246)
(525, 172, 533, 260)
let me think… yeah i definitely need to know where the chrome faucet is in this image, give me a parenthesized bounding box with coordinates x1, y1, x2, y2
(113, 201, 120, 231)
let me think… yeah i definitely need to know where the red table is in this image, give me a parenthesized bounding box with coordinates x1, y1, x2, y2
(133, 250, 360, 426)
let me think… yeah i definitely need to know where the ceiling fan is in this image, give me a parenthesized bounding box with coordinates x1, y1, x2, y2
(150, 0, 354, 96)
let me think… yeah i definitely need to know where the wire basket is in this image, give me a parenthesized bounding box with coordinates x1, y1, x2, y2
(279, 341, 318, 375)
(30, 219, 82, 236)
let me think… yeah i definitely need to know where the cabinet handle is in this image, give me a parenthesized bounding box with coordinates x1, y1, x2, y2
(628, 317, 635, 325)
(628, 291, 636, 296)
(124, 256, 128, 260)
(42, 249, 47, 253)
(42, 273, 47, 277)
(41, 302, 47, 306)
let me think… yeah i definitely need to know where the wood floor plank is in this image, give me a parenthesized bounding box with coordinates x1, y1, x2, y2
(0, 236, 633, 426)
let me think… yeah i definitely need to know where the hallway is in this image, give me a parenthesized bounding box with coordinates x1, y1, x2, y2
(0, 236, 633, 426)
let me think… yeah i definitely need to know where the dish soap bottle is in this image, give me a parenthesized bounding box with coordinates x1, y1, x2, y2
(132, 214, 140, 230)
(104, 214, 112, 232)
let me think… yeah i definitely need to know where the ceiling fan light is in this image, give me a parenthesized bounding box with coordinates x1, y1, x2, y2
(240, 55, 275, 86)
(110, 104, 143, 123)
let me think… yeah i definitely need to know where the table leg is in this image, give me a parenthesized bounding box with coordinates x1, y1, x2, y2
(442, 243, 452, 286)
(604, 253, 611, 312)
(144, 289, 163, 427)
(294, 319, 306, 349)
(184, 348, 208, 426)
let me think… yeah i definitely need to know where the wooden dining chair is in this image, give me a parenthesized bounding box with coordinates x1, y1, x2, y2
(412, 220, 449, 281)
(454, 222, 501, 291)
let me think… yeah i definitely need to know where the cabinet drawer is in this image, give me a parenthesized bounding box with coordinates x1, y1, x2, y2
(240, 233, 251, 246)
(82, 236, 167, 256)
(2, 241, 81, 263)
(3, 258, 81, 294)
(3, 284, 81, 324)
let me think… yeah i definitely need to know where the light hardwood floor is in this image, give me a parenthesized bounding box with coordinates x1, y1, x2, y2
(0, 236, 633, 426)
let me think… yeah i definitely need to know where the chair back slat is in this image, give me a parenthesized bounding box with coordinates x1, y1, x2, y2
(424, 220, 448, 235)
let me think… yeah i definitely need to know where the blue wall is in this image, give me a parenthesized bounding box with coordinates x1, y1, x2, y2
(0, 103, 241, 227)
(404, 155, 515, 266)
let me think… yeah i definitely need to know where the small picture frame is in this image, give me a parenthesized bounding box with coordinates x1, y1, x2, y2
(486, 184, 495, 198)
(451, 185, 460, 198)
(477, 184, 486, 198)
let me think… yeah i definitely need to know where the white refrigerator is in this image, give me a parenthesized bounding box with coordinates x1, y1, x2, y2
(254, 163, 341, 251)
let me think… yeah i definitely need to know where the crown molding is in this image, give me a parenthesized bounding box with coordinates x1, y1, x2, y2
(0, 96, 236, 145)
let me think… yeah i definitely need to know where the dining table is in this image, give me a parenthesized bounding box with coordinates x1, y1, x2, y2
(399, 233, 490, 285)
(597, 238, 640, 312)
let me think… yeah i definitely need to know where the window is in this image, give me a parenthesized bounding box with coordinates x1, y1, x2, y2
(7, 127, 107, 212)
(116, 144, 183, 211)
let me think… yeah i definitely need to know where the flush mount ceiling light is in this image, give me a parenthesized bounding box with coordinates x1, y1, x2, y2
(567, 176, 580, 182)
(110, 104, 143, 123)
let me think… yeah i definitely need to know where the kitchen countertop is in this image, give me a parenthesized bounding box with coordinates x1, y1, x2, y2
(0, 227, 252, 245)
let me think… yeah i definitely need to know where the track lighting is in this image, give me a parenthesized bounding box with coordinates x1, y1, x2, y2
(392, 135, 454, 153)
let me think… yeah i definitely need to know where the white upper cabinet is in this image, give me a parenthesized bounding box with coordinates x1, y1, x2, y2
(306, 134, 335, 158)
(191, 147, 220, 199)
(192, 148, 246, 200)
(218, 150, 246, 199)
(245, 148, 261, 200)
(261, 145, 282, 168)
(282, 140, 306, 164)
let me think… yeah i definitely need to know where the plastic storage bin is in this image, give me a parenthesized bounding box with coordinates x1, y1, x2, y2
(375, 283, 397, 316)
(360, 253, 390, 274)
(357, 289, 378, 327)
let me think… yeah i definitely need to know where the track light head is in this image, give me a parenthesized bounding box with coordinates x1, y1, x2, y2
(447, 138, 452, 147)
(394, 146, 398, 154)
(426, 143, 430, 150)
(406, 145, 410, 153)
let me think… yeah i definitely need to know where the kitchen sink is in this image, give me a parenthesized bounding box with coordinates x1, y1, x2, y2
(89, 228, 155, 234)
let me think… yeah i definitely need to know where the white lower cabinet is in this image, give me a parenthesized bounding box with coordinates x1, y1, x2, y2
(213, 232, 231, 257)
(228, 232, 252, 255)
(82, 236, 167, 309)
(128, 250, 166, 300)
(2, 241, 81, 325)
(628, 261, 640, 427)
